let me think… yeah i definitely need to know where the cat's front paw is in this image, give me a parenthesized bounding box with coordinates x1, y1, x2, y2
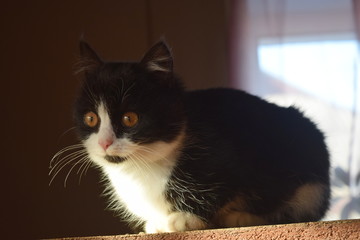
(144, 220, 165, 234)
(166, 212, 207, 232)
(145, 212, 207, 233)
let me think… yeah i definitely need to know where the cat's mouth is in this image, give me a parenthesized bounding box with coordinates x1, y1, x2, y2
(104, 155, 128, 163)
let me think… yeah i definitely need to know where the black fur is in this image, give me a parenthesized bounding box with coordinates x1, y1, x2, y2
(167, 88, 330, 223)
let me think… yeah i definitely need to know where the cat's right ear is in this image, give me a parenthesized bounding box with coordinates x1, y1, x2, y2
(140, 41, 173, 74)
(75, 40, 103, 75)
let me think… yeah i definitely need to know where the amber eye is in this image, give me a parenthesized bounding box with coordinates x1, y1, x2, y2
(84, 111, 99, 127)
(122, 112, 139, 127)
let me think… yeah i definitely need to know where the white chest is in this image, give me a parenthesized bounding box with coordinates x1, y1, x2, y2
(104, 162, 173, 223)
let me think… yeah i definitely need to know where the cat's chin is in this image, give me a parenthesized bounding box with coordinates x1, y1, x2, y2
(104, 155, 128, 163)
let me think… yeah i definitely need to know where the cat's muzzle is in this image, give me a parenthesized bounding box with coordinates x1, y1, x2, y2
(104, 155, 127, 163)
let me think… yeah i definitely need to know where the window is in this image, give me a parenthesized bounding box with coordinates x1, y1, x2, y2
(230, 0, 360, 220)
(258, 35, 358, 110)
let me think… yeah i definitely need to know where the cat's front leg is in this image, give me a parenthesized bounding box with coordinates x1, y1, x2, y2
(145, 212, 207, 233)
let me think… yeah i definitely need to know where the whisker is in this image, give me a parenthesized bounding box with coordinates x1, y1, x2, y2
(64, 156, 88, 188)
(130, 152, 157, 179)
(49, 149, 87, 175)
(49, 159, 75, 186)
(51, 144, 84, 164)
(49, 153, 88, 186)
(49, 143, 88, 186)
(136, 145, 169, 162)
(50, 144, 84, 167)
(78, 157, 93, 185)
(83, 160, 93, 176)
(128, 153, 147, 175)
(129, 152, 156, 180)
(77, 157, 89, 175)
(121, 82, 136, 103)
(50, 149, 87, 172)
(121, 78, 125, 95)
(84, 80, 98, 106)
(57, 127, 77, 143)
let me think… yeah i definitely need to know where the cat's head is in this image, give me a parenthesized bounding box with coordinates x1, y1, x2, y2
(74, 41, 186, 168)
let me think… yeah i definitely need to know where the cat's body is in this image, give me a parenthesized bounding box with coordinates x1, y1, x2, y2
(64, 41, 330, 233)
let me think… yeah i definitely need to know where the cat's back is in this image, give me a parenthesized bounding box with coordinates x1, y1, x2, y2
(183, 88, 329, 176)
(184, 88, 302, 135)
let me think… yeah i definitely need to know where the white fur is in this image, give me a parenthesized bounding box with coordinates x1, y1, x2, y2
(145, 212, 206, 233)
(83, 101, 202, 233)
(147, 56, 171, 72)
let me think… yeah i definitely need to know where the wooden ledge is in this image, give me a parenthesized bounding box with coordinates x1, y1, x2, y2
(53, 219, 360, 240)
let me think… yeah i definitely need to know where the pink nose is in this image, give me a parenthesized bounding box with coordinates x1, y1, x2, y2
(98, 138, 113, 150)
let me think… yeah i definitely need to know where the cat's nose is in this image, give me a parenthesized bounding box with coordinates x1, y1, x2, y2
(99, 138, 113, 151)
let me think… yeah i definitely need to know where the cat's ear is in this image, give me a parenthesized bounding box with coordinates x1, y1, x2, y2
(75, 40, 103, 74)
(140, 41, 173, 73)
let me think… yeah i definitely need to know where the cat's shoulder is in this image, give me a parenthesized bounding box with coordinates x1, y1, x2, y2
(184, 87, 278, 110)
(186, 87, 249, 98)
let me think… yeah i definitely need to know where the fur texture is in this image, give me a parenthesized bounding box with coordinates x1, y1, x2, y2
(52, 40, 330, 233)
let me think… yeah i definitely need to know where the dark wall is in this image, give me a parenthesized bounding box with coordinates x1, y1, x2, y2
(1, 1, 228, 239)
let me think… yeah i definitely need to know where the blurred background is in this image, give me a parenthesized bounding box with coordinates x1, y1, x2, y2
(1, 0, 358, 239)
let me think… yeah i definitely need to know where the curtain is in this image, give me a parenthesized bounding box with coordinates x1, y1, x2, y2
(230, 0, 360, 220)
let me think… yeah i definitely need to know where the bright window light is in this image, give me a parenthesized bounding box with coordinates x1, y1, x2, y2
(258, 38, 358, 109)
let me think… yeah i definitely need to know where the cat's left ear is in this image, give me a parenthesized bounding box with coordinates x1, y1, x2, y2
(75, 40, 103, 75)
(140, 41, 173, 73)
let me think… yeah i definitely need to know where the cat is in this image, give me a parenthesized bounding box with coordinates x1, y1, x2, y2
(51, 40, 330, 233)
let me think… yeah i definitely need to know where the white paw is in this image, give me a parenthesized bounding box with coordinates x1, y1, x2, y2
(144, 220, 166, 234)
(144, 212, 207, 233)
(166, 212, 207, 232)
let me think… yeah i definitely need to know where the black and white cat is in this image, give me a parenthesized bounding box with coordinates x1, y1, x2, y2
(52, 40, 330, 233)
